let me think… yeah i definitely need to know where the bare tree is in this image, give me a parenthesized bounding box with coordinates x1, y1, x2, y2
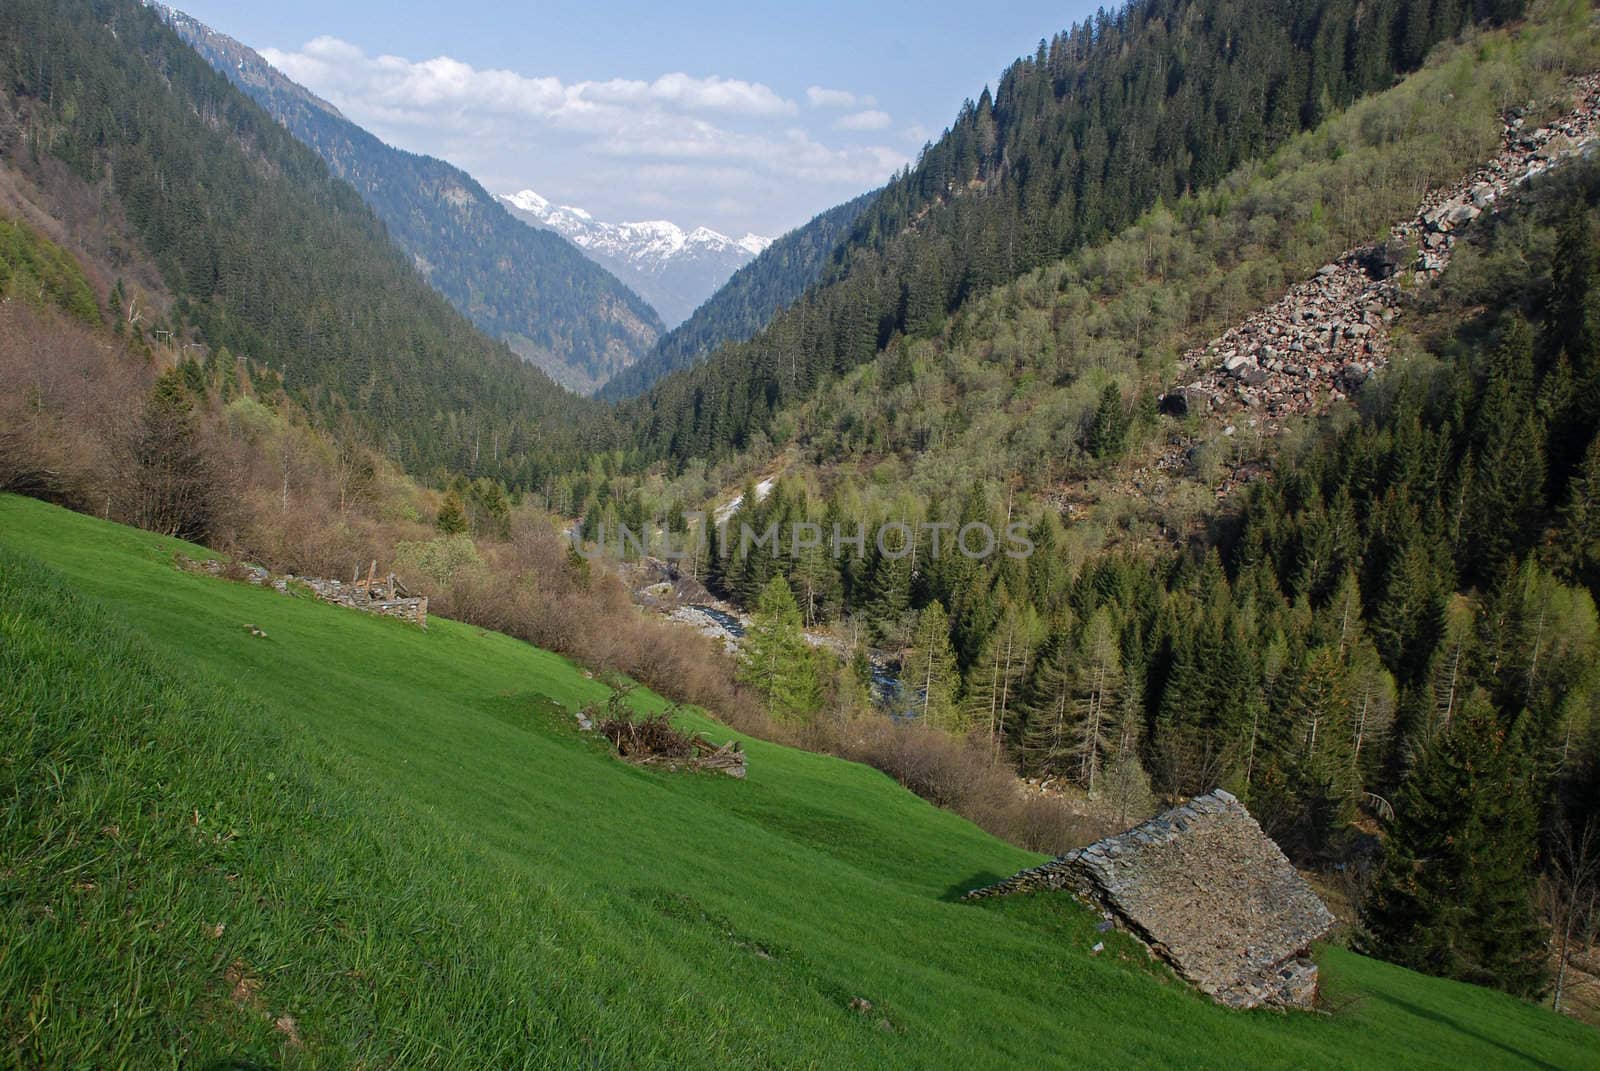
(1546, 817, 1600, 1015)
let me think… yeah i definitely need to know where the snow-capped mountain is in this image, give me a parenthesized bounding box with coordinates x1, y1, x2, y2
(500, 190, 770, 327)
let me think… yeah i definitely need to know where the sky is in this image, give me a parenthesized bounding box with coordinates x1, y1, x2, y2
(173, 1, 1099, 238)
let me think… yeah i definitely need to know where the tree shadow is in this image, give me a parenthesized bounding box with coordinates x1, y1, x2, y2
(940, 871, 1008, 902)
(1367, 992, 1564, 1071)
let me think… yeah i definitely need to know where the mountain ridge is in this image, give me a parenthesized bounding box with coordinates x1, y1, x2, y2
(157, 4, 664, 395)
(500, 188, 771, 327)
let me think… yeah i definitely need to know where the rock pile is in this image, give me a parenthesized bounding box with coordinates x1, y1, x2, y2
(1160, 74, 1600, 463)
(963, 789, 1335, 1010)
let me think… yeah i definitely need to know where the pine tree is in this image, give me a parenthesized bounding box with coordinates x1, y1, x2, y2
(963, 602, 1036, 760)
(738, 575, 822, 721)
(120, 371, 216, 542)
(1549, 204, 1598, 383)
(1558, 432, 1600, 591)
(1100, 673, 1155, 825)
(1363, 691, 1549, 997)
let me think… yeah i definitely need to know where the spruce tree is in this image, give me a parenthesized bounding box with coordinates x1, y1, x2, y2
(435, 492, 468, 536)
(1072, 606, 1122, 794)
(1020, 625, 1075, 776)
(738, 575, 822, 721)
(1086, 383, 1128, 459)
(1363, 691, 1549, 997)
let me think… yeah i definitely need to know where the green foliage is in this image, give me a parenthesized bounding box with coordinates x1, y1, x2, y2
(0, 216, 99, 324)
(395, 533, 481, 586)
(435, 493, 470, 536)
(119, 371, 218, 543)
(738, 575, 823, 720)
(616, 5, 1585, 512)
(1086, 384, 1129, 460)
(901, 600, 961, 729)
(620, 0, 1525, 467)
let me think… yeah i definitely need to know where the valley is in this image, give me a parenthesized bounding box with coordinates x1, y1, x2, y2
(3, 0, 1600, 1064)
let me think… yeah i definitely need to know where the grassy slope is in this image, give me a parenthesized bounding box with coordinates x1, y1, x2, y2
(1, 493, 1594, 1069)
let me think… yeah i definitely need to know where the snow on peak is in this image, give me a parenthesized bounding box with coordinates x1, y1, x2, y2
(502, 189, 550, 214)
(497, 189, 769, 274)
(496, 188, 778, 324)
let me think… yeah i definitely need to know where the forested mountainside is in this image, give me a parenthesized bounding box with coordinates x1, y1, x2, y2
(159, 6, 663, 396)
(561, 6, 1600, 1001)
(617, 0, 1526, 466)
(0, 0, 612, 483)
(598, 192, 876, 401)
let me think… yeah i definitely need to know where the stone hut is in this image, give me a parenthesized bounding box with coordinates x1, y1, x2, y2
(963, 789, 1334, 1009)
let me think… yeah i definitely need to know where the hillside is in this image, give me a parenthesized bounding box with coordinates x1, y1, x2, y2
(3, 492, 1597, 1067)
(599, 191, 877, 401)
(500, 189, 769, 330)
(0, 0, 615, 489)
(158, 6, 664, 396)
(552, 4, 1600, 1005)
(616, 0, 1526, 465)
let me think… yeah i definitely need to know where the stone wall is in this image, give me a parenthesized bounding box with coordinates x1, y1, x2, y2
(964, 789, 1335, 1010)
(179, 556, 428, 629)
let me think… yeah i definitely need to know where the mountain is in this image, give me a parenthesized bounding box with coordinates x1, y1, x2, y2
(158, 6, 663, 396)
(598, 191, 876, 401)
(549, 6, 1600, 1005)
(500, 189, 769, 328)
(0, 0, 611, 482)
(617, 0, 1528, 466)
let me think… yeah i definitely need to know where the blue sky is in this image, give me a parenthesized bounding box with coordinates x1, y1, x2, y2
(175, 1, 1099, 237)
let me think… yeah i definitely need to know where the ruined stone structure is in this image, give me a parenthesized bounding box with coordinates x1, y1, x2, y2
(964, 790, 1335, 1010)
(276, 562, 429, 629)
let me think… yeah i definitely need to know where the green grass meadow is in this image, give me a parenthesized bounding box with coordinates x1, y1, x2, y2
(1, 493, 1595, 1068)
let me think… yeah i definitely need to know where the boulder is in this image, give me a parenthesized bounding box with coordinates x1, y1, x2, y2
(1356, 240, 1407, 280)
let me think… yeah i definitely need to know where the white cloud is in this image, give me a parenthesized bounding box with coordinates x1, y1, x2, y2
(806, 85, 857, 109)
(806, 85, 877, 110)
(258, 37, 900, 234)
(834, 109, 892, 132)
(261, 38, 795, 124)
(573, 73, 796, 117)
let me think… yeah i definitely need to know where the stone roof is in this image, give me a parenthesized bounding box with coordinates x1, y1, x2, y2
(964, 789, 1335, 1009)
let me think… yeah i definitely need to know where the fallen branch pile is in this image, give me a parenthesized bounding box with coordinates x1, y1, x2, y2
(595, 706, 747, 779)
